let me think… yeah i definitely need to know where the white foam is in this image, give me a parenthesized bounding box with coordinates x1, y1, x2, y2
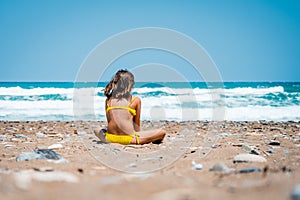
(0, 86, 284, 97)
(223, 86, 284, 96)
(133, 86, 285, 97)
(223, 105, 300, 121)
(0, 87, 104, 98)
(0, 86, 71, 96)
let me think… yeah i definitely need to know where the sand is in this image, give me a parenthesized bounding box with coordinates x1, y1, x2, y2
(0, 120, 299, 200)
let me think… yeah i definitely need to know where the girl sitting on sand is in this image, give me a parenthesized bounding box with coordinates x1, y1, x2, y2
(95, 69, 166, 145)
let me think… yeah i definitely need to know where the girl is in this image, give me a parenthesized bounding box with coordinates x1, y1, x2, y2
(95, 69, 166, 145)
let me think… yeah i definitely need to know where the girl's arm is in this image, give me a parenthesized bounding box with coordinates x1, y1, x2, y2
(133, 97, 141, 132)
(105, 98, 109, 122)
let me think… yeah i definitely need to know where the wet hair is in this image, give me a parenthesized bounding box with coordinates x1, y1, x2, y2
(104, 69, 135, 99)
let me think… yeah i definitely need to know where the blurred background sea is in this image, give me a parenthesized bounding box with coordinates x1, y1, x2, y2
(0, 82, 299, 122)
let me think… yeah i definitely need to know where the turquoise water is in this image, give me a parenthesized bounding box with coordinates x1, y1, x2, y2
(0, 82, 299, 121)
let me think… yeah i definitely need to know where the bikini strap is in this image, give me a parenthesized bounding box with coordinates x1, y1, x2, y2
(133, 132, 140, 145)
(128, 96, 136, 106)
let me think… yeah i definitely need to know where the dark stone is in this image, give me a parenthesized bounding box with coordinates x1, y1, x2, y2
(239, 167, 261, 173)
(16, 149, 65, 162)
(34, 149, 63, 160)
(268, 140, 280, 146)
(282, 166, 292, 173)
(266, 149, 274, 153)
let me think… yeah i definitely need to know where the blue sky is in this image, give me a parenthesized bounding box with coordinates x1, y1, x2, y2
(0, 0, 299, 81)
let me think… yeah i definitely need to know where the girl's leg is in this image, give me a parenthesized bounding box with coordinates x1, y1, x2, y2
(131, 129, 166, 145)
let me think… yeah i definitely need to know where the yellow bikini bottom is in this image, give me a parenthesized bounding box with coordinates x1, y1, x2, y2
(105, 132, 140, 145)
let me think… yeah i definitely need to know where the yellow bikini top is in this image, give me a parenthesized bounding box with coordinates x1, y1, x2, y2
(106, 96, 137, 116)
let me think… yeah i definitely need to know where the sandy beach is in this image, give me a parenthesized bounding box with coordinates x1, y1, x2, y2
(0, 120, 299, 200)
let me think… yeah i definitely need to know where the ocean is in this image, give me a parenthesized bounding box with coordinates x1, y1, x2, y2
(0, 82, 299, 122)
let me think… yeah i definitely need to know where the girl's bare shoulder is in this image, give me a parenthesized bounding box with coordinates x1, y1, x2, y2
(134, 96, 141, 101)
(132, 96, 141, 106)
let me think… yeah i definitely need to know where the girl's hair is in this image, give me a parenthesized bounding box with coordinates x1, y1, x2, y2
(104, 69, 135, 99)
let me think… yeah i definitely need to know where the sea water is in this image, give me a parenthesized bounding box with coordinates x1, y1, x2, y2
(0, 82, 299, 121)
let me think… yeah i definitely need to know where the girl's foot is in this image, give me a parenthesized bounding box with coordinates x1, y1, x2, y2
(94, 128, 107, 143)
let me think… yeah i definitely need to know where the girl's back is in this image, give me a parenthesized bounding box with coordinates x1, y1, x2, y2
(106, 96, 139, 135)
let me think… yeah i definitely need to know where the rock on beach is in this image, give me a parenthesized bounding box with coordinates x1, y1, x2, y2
(233, 154, 267, 163)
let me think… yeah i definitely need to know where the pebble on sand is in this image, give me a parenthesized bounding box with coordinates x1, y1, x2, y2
(291, 184, 300, 200)
(242, 144, 260, 155)
(266, 148, 274, 154)
(191, 160, 203, 170)
(0, 135, 7, 141)
(35, 132, 47, 137)
(13, 134, 28, 139)
(33, 167, 54, 172)
(209, 162, 235, 174)
(0, 169, 11, 174)
(217, 133, 230, 138)
(239, 167, 261, 173)
(16, 149, 66, 162)
(4, 144, 16, 148)
(268, 140, 280, 146)
(77, 131, 87, 136)
(14, 170, 79, 190)
(48, 143, 63, 149)
(233, 154, 267, 163)
(150, 188, 198, 200)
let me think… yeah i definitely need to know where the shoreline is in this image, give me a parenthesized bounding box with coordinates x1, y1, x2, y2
(0, 120, 299, 199)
